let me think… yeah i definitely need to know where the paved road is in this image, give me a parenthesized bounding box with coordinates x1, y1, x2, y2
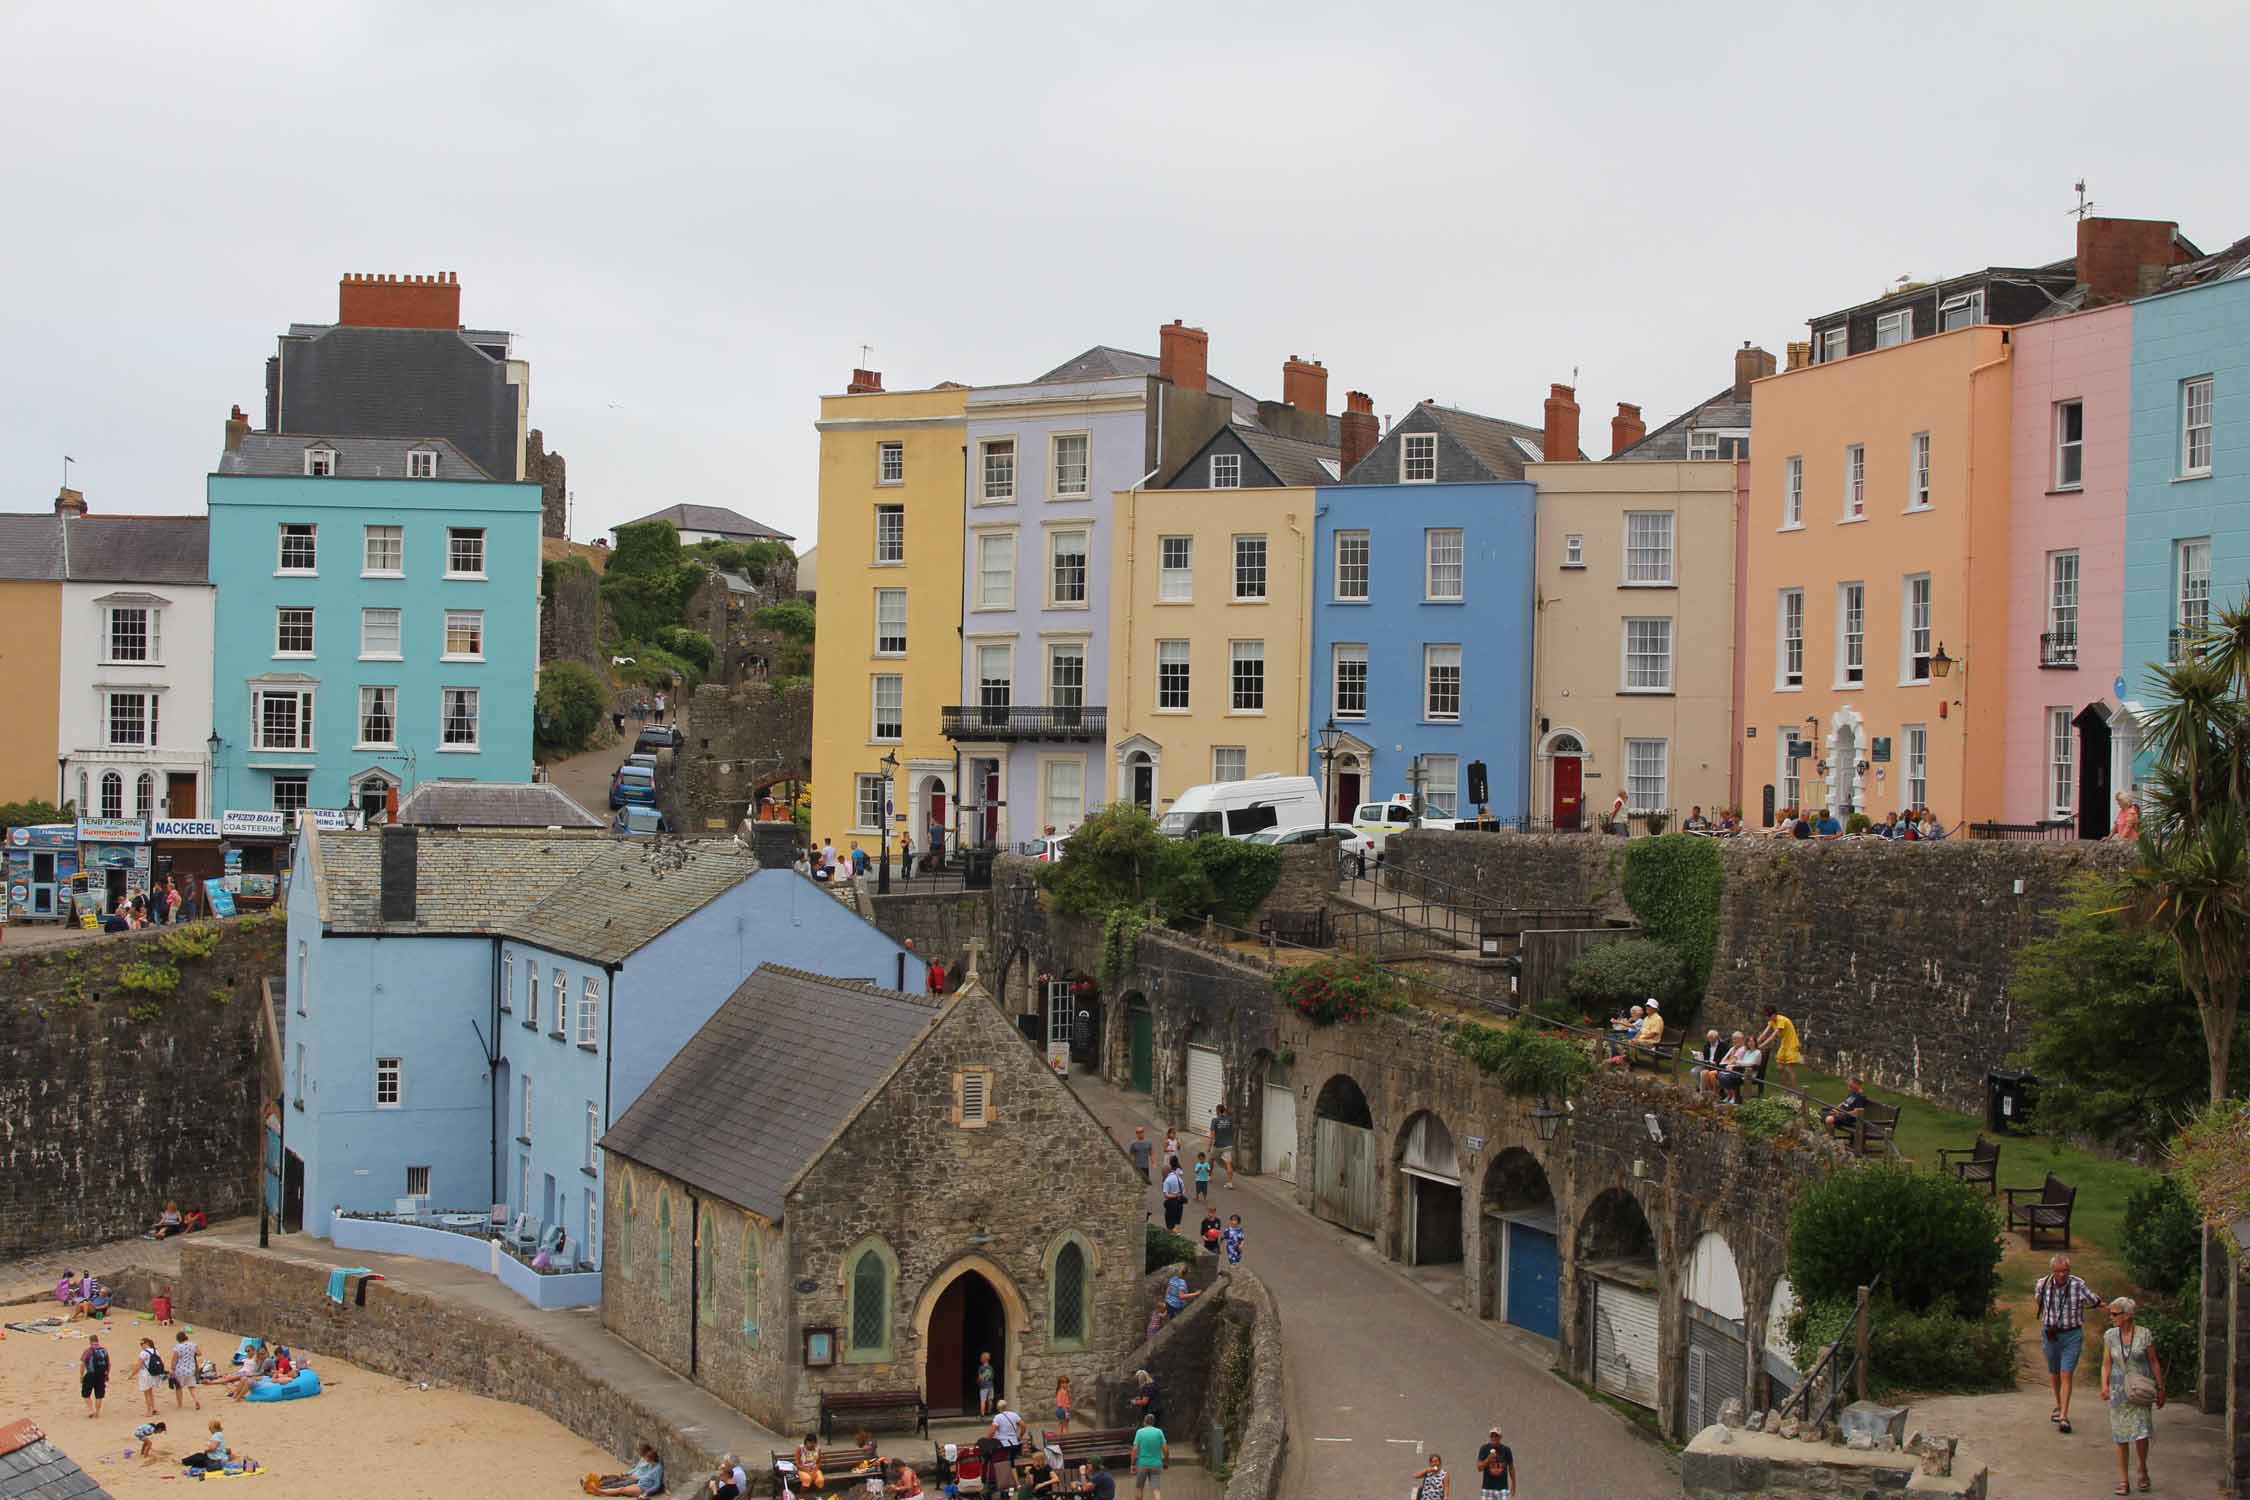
(1070, 1075, 1675, 1500)
(544, 719, 648, 821)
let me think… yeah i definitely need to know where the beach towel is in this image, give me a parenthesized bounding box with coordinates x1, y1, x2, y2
(325, 1267, 373, 1304)
(5, 1318, 63, 1333)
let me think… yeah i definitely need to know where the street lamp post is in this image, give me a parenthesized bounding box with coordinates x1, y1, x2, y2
(1316, 718, 1343, 836)
(877, 751, 899, 895)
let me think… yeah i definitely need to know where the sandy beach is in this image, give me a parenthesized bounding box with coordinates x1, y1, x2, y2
(0, 1299, 624, 1496)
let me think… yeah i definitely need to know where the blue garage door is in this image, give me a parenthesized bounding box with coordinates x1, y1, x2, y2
(1506, 1221, 1561, 1339)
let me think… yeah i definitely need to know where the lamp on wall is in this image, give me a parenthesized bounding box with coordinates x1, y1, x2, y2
(1931, 643, 1956, 678)
(1530, 1098, 1567, 1143)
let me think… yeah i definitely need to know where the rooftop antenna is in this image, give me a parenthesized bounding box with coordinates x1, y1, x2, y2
(859, 343, 874, 367)
(62, 455, 74, 490)
(2067, 180, 2097, 220)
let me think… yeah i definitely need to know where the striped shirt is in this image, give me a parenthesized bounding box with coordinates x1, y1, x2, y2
(2035, 1273, 2099, 1331)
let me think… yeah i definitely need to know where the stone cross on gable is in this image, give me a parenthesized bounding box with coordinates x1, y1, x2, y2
(954, 939, 990, 999)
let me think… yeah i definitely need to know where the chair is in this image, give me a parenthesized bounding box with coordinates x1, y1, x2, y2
(2004, 1173, 2078, 1250)
(1936, 1136, 2001, 1195)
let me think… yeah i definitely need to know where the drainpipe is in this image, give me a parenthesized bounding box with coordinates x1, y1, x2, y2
(1289, 508, 1309, 780)
(485, 939, 502, 1211)
(687, 1186, 700, 1376)
(954, 440, 969, 862)
(601, 960, 618, 1270)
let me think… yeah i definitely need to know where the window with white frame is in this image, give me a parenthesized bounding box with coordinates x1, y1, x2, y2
(1333, 643, 1368, 719)
(579, 977, 600, 1046)
(376, 1056, 402, 1108)
(1624, 738, 1669, 811)
(521, 1074, 534, 1140)
(1563, 533, 1584, 567)
(871, 675, 903, 741)
(1049, 529, 1089, 606)
(1784, 455, 1804, 526)
(1044, 759, 1084, 827)
(1233, 535, 1268, 601)
(304, 446, 336, 477)
(553, 969, 568, 1033)
(1052, 433, 1089, 498)
(878, 441, 903, 485)
(975, 644, 1011, 711)
(1904, 574, 1933, 681)
(1817, 327, 1848, 364)
(274, 606, 314, 657)
(1687, 430, 1748, 460)
(98, 771, 122, 818)
(1156, 640, 1190, 710)
(1148, 535, 1190, 601)
(135, 771, 154, 818)
(1780, 728, 1803, 811)
(1230, 640, 1264, 712)
(1837, 582, 1865, 685)
(272, 775, 309, 815)
(1844, 444, 1865, 518)
(980, 439, 1016, 502)
(1048, 643, 1085, 709)
(444, 610, 484, 659)
(1779, 589, 1804, 688)
(2047, 552, 2079, 662)
(363, 524, 403, 575)
(1334, 531, 1369, 599)
(278, 523, 317, 573)
(1623, 617, 1673, 691)
(875, 588, 907, 654)
(446, 528, 486, 577)
(855, 773, 885, 831)
(976, 532, 1015, 609)
(2177, 538, 2212, 636)
(874, 504, 904, 563)
(358, 686, 397, 748)
(1908, 433, 1932, 510)
(1425, 644, 1462, 719)
(441, 688, 480, 748)
(2050, 707, 2076, 816)
(527, 960, 540, 1023)
(407, 1165, 431, 1196)
(586, 1100, 600, 1172)
(1875, 309, 1911, 349)
(105, 691, 156, 748)
(502, 952, 513, 1011)
(253, 686, 315, 750)
(1939, 290, 1985, 331)
(1209, 452, 1241, 489)
(1624, 512, 1674, 583)
(2054, 400, 2084, 489)
(1422, 754, 1459, 817)
(407, 447, 438, 478)
(1425, 528, 1464, 600)
(2181, 376, 2214, 476)
(105, 605, 156, 663)
(1401, 432, 1437, 483)
(360, 607, 402, 658)
(1213, 747, 1247, 783)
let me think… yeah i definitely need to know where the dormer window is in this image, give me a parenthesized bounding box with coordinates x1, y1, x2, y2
(407, 448, 439, 479)
(1938, 291, 1985, 331)
(305, 446, 338, 477)
(1401, 433, 1437, 483)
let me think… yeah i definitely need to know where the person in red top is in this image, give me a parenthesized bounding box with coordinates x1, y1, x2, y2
(927, 957, 947, 994)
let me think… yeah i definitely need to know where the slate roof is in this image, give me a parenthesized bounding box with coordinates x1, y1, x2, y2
(1610, 389, 1752, 462)
(64, 515, 210, 583)
(620, 503, 794, 543)
(1237, 428, 1342, 486)
(0, 1420, 111, 1500)
(307, 827, 757, 963)
(2028, 230, 2250, 320)
(395, 780, 605, 829)
(601, 965, 943, 1221)
(1032, 346, 1262, 424)
(0, 514, 66, 580)
(217, 432, 494, 480)
(1426, 403, 1569, 478)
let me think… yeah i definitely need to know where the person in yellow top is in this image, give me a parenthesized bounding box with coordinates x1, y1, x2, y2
(1757, 1007, 1802, 1089)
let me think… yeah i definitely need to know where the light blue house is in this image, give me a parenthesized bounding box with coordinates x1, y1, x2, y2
(208, 432, 541, 819)
(1311, 402, 1542, 823)
(2123, 265, 2250, 724)
(284, 823, 923, 1267)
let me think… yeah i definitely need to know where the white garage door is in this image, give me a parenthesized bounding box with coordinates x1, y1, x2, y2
(1185, 1044, 1224, 1141)
(1592, 1278, 1661, 1409)
(1261, 1078, 1298, 1182)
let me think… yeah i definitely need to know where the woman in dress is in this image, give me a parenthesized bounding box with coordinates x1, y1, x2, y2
(1411, 1451, 1449, 1500)
(2100, 1296, 2164, 1495)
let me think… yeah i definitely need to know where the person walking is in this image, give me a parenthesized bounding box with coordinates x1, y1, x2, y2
(1127, 1126, 1153, 1185)
(1160, 1159, 1187, 1232)
(926, 955, 947, 995)
(2036, 1254, 2103, 1434)
(1130, 1418, 1168, 1500)
(2100, 1297, 2164, 1495)
(135, 1336, 165, 1415)
(172, 1330, 202, 1410)
(1210, 1103, 1236, 1188)
(80, 1333, 110, 1417)
(653, 691, 668, 723)
(1476, 1428, 1515, 1499)
(1220, 1215, 1244, 1270)
(1412, 1452, 1450, 1500)
(1755, 1005, 1803, 1091)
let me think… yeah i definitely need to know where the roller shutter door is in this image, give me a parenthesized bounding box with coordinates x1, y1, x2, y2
(1185, 1044, 1224, 1140)
(1686, 1316, 1747, 1430)
(1592, 1278, 1660, 1409)
(1260, 1079, 1298, 1182)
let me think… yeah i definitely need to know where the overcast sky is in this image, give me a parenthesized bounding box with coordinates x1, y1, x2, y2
(5, 2, 2245, 548)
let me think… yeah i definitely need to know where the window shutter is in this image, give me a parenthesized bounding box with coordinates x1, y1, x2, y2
(959, 1070, 987, 1126)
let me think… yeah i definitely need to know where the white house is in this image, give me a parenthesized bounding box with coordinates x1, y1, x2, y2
(611, 502, 794, 548)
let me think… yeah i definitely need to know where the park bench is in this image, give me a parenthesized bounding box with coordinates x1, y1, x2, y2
(1937, 1136, 2001, 1195)
(818, 1387, 927, 1441)
(771, 1441, 880, 1493)
(2004, 1173, 2078, 1250)
(1041, 1426, 1142, 1468)
(1848, 1100, 1901, 1157)
(1258, 910, 1332, 948)
(1626, 1025, 1684, 1073)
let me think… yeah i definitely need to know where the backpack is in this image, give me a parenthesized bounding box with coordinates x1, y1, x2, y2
(88, 1346, 110, 1377)
(145, 1347, 166, 1378)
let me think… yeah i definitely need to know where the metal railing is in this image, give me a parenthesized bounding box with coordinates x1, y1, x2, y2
(2040, 630, 2079, 668)
(939, 704, 1107, 741)
(1776, 1275, 1886, 1429)
(1966, 819, 2078, 841)
(1330, 848, 1505, 957)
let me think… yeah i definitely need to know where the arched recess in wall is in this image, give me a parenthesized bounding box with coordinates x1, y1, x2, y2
(1393, 1110, 1463, 1268)
(1182, 1021, 1223, 1143)
(1481, 1147, 1559, 1334)
(1576, 1187, 1661, 1412)
(1682, 1228, 1748, 1432)
(1310, 1075, 1379, 1237)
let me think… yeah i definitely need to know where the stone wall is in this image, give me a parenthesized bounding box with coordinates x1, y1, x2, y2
(865, 887, 993, 978)
(661, 680, 813, 836)
(0, 917, 280, 1256)
(526, 428, 568, 538)
(1681, 1426, 1986, 1500)
(1218, 1269, 1286, 1500)
(540, 556, 606, 672)
(1250, 843, 1337, 924)
(1387, 831, 2135, 1111)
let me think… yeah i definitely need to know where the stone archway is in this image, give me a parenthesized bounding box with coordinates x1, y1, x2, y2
(1682, 1228, 1749, 1432)
(1481, 1147, 1559, 1333)
(1575, 1187, 1662, 1412)
(1311, 1075, 1378, 1236)
(911, 1252, 1031, 1418)
(1393, 1110, 1463, 1272)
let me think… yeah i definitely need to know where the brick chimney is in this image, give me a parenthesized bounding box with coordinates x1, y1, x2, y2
(750, 819, 799, 871)
(53, 486, 86, 518)
(1732, 343, 1777, 403)
(2076, 217, 2191, 302)
(1282, 356, 1328, 415)
(224, 404, 251, 454)
(1543, 384, 1580, 463)
(338, 271, 462, 330)
(846, 368, 884, 394)
(1786, 340, 1812, 372)
(1159, 320, 1209, 393)
(1339, 391, 1378, 476)
(1611, 403, 1647, 458)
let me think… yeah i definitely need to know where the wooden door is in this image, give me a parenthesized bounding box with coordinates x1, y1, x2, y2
(1553, 757, 1583, 831)
(167, 773, 198, 818)
(1335, 770, 1361, 824)
(1313, 1118, 1379, 1236)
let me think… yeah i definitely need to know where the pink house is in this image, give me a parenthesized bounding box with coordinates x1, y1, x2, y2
(2002, 301, 2135, 832)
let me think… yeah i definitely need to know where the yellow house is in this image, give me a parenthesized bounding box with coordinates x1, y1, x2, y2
(809, 374, 967, 854)
(1527, 458, 1743, 827)
(1107, 485, 1314, 812)
(0, 515, 65, 807)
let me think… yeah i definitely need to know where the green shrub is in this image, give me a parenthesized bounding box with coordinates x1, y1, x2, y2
(1273, 953, 1402, 1027)
(118, 961, 181, 995)
(1445, 1019, 1594, 1099)
(1788, 1295, 2016, 1396)
(1173, 837, 1281, 929)
(1845, 812, 1872, 835)
(655, 626, 716, 673)
(2141, 1281, 2201, 1395)
(2120, 1176, 2203, 1296)
(1144, 1223, 1199, 1273)
(753, 601, 817, 678)
(608, 519, 684, 575)
(1787, 1164, 2003, 1319)
(1733, 1097, 1799, 1143)
(534, 660, 608, 758)
(688, 538, 794, 583)
(1038, 804, 1170, 919)
(157, 924, 221, 961)
(1561, 937, 1683, 1020)
(0, 798, 73, 828)
(1620, 833, 1723, 1018)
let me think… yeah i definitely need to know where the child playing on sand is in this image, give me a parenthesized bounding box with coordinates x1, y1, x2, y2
(134, 1420, 166, 1457)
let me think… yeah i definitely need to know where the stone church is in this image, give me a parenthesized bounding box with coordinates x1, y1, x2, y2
(598, 959, 1143, 1436)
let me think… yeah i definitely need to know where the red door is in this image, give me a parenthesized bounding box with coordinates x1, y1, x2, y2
(982, 770, 1000, 846)
(1553, 757, 1583, 831)
(1335, 771, 1361, 824)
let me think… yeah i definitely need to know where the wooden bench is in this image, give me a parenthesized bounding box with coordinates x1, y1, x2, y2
(770, 1442, 879, 1493)
(2004, 1173, 2078, 1250)
(818, 1387, 927, 1441)
(1937, 1136, 2001, 1195)
(1041, 1426, 1142, 1468)
(1848, 1101, 1901, 1157)
(1626, 1025, 1684, 1073)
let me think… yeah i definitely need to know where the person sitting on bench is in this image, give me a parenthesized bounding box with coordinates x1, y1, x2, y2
(1824, 1079, 1872, 1136)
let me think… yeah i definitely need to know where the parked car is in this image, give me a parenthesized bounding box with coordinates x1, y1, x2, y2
(1018, 833, 1073, 862)
(1348, 795, 1458, 860)
(635, 724, 682, 752)
(1158, 774, 1323, 839)
(1243, 824, 1352, 847)
(614, 806, 668, 837)
(610, 762, 659, 810)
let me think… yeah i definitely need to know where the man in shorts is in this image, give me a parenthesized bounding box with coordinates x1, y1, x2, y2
(2034, 1253, 2102, 1433)
(1131, 1419, 1168, 1498)
(1476, 1426, 1515, 1498)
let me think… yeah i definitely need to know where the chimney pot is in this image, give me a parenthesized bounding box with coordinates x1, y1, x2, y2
(1158, 320, 1209, 393)
(1282, 354, 1329, 415)
(2076, 216, 2192, 302)
(338, 270, 463, 330)
(1543, 383, 1581, 464)
(224, 404, 252, 455)
(1610, 402, 1647, 458)
(1339, 389, 1380, 475)
(53, 486, 87, 518)
(847, 368, 885, 394)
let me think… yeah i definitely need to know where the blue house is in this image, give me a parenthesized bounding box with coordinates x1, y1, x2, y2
(1309, 402, 1541, 822)
(207, 431, 542, 819)
(2123, 260, 2250, 740)
(284, 823, 923, 1264)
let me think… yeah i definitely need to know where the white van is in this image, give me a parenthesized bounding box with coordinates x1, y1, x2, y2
(1159, 774, 1323, 839)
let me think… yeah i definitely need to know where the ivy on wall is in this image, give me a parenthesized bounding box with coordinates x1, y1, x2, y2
(1621, 834, 1724, 1006)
